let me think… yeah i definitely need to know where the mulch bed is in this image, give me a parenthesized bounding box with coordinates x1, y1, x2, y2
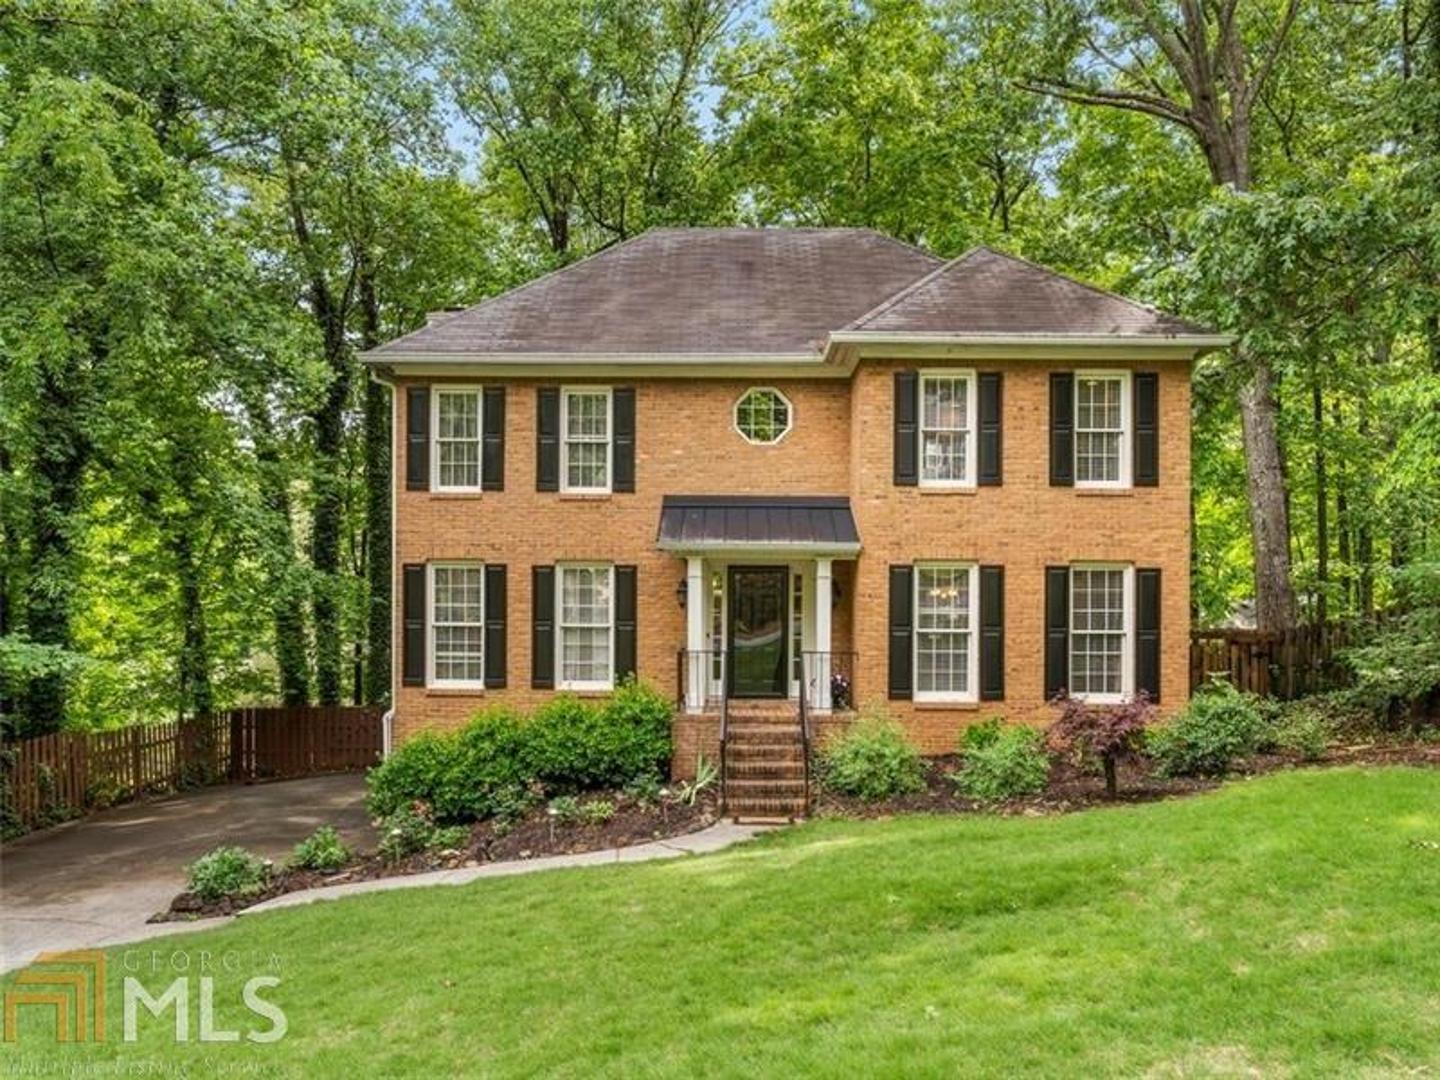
(815, 739, 1440, 820)
(151, 790, 718, 923)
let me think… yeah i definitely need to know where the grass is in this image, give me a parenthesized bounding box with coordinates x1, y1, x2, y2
(8, 766, 1440, 1076)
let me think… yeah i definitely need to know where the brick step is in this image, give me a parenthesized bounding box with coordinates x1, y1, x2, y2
(725, 760, 806, 780)
(726, 778, 806, 798)
(726, 740, 804, 758)
(726, 797, 808, 819)
(725, 726, 802, 744)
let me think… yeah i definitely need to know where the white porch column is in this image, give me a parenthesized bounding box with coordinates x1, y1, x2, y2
(685, 556, 706, 713)
(814, 558, 833, 711)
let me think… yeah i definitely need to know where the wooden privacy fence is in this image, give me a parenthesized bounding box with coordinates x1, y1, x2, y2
(1190, 623, 1353, 699)
(2, 705, 384, 835)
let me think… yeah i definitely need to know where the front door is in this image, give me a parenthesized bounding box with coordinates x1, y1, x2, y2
(728, 566, 788, 698)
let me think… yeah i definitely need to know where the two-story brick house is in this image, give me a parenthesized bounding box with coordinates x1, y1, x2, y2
(364, 228, 1227, 817)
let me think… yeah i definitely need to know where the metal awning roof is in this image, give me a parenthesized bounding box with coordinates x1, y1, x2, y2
(656, 496, 860, 555)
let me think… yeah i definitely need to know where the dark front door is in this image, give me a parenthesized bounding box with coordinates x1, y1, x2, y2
(728, 566, 789, 698)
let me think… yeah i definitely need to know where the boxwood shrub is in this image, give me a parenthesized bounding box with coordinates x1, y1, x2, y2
(366, 679, 673, 823)
(1149, 680, 1264, 777)
(816, 710, 926, 801)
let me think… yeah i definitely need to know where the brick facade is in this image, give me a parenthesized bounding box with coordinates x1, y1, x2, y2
(391, 358, 1191, 773)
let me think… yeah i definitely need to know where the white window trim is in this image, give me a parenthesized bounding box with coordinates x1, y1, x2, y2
(560, 386, 613, 494)
(913, 562, 980, 704)
(733, 386, 795, 446)
(556, 563, 616, 691)
(1074, 370, 1132, 490)
(426, 562, 486, 690)
(430, 386, 484, 494)
(918, 369, 978, 489)
(1068, 562, 1135, 704)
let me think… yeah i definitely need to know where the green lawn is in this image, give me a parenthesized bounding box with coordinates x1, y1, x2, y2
(9, 767, 1440, 1077)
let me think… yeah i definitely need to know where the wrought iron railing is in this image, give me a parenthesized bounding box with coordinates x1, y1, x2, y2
(798, 651, 858, 813)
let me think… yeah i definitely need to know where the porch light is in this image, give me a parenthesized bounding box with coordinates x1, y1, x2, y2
(677, 577, 688, 608)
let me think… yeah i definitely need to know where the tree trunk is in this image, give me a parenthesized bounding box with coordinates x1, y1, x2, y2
(1312, 381, 1328, 623)
(20, 361, 89, 735)
(1103, 754, 1118, 798)
(173, 528, 213, 718)
(311, 349, 351, 707)
(1237, 355, 1297, 629)
(360, 268, 392, 705)
(1334, 403, 1352, 613)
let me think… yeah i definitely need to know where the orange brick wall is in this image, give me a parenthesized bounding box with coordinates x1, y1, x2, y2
(391, 359, 1191, 765)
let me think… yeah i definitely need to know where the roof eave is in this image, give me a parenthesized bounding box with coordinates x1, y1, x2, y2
(824, 331, 1233, 361)
(656, 540, 862, 557)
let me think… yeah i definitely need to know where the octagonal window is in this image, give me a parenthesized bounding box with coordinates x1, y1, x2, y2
(734, 388, 793, 445)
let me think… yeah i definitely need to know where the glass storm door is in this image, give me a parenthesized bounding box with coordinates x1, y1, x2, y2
(728, 567, 789, 698)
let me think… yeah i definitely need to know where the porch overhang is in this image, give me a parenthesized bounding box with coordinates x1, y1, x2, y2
(656, 496, 861, 557)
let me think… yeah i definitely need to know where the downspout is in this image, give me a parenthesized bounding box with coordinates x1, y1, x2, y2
(369, 362, 400, 757)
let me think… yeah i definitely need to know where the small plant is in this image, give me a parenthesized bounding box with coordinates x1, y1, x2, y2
(816, 708, 925, 801)
(1149, 680, 1264, 777)
(187, 846, 271, 903)
(376, 801, 465, 863)
(547, 794, 582, 824)
(623, 773, 663, 806)
(1048, 693, 1154, 797)
(830, 672, 853, 710)
(954, 723, 1050, 802)
(578, 799, 616, 825)
(1259, 699, 1333, 762)
(674, 754, 718, 806)
(289, 825, 352, 872)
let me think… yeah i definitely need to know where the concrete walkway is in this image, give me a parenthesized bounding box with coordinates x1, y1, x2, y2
(241, 821, 770, 915)
(0, 773, 374, 973)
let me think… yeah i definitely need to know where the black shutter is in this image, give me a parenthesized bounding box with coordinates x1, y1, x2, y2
(1136, 568, 1162, 702)
(402, 564, 426, 686)
(1134, 373, 1159, 487)
(893, 371, 918, 486)
(406, 386, 429, 491)
(613, 388, 635, 493)
(536, 388, 560, 492)
(484, 564, 507, 688)
(482, 387, 505, 491)
(979, 566, 1005, 700)
(978, 373, 1002, 486)
(1044, 566, 1070, 699)
(1049, 373, 1074, 487)
(888, 565, 914, 699)
(614, 565, 637, 681)
(531, 566, 555, 689)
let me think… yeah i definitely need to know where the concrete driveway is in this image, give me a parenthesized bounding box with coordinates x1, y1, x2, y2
(0, 773, 375, 973)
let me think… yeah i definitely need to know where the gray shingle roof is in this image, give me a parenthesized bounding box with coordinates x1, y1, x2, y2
(844, 247, 1208, 337)
(367, 230, 1216, 362)
(369, 228, 942, 358)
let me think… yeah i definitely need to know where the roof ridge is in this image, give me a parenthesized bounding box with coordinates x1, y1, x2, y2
(842, 246, 986, 331)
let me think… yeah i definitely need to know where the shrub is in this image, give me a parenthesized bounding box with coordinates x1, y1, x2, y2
(376, 801, 469, 863)
(1257, 699, 1333, 762)
(816, 709, 925, 801)
(579, 798, 616, 825)
(187, 846, 271, 902)
(954, 725, 1050, 802)
(1342, 563, 1440, 725)
(1047, 694, 1154, 797)
(527, 680, 672, 791)
(366, 709, 531, 822)
(1149, 681, 1264, 777)
(289, 826, 352, 872)
(959, 716, 1004, 753)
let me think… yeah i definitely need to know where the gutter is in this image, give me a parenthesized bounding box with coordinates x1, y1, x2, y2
(369, 365, 400, 750)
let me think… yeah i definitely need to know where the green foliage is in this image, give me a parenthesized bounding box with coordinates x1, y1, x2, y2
(1149, 681, 1265, 777)
(549, 796, 615, 826)
(187, 846, 271, 903)
(959, 717, 1005, 753)
(376, 802, 469, 863)
(674, 754, 718, 806)
(366, 683, 673, 823)
(817, 710, 926, 801)
(953, 724, 1050, 802)
(1343, 564, 1440, 717)
(1271, 705, 1332, 763)
(289, 826, 353, 873)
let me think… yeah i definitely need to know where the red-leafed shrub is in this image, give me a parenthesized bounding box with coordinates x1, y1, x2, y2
(1047, 693, 1155, 797)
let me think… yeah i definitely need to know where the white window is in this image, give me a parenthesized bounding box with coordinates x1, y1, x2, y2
(561, 388, 611, 493)
(914, 564, 979, 702)
(1069, 565, 1133, 702)
(429, 563, 485, 688)
(1075, 372, 1130, 488)
(558, 564, 614, 690)
(734, 387, 792, 444)
(432, 388, 483, 492)
(919, 372, 976, 487)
